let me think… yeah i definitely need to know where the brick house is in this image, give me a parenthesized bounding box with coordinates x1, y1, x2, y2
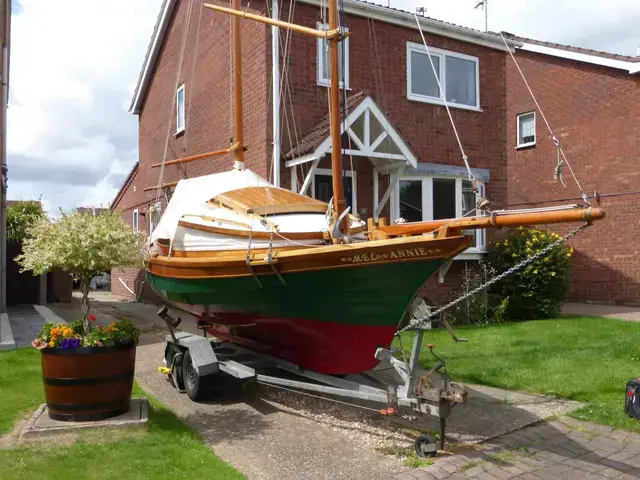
(504, 35, 640, 305)
(110, 0, 515, 301)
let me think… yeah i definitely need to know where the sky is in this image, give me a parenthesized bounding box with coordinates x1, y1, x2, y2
(6, 0, 640, 215)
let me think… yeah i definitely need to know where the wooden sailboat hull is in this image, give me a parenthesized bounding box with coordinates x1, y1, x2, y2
(145, 235, 471, 374)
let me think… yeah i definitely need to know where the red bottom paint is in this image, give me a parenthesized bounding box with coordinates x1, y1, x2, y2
(202, 312, 398, 375)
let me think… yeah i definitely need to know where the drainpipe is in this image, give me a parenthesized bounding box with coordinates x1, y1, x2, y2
(271, 0, 280, 187)
(0, 0, 10, 314)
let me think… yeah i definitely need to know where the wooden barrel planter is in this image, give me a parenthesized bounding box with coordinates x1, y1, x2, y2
(40, 342, 136, 421)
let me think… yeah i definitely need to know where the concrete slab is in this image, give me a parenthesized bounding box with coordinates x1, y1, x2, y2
(562, 302, 640, 322)
(7, 305, 48, 348)
(33, 305, 67, 325)
(19, 398, 149, 442)
(0, 312, 16, 350)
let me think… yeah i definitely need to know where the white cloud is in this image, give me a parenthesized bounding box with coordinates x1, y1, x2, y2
(6, 0, 640, 216)
(7, 0, 159, 213)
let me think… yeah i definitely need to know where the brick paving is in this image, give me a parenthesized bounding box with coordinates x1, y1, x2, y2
(391, 417, 640, 479)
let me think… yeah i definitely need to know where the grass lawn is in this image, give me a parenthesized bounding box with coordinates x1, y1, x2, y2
(0, 349, 244, 480)
(394, 316, 640, 432)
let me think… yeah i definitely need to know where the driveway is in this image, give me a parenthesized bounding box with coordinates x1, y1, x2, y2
(44, 294, 639, 479)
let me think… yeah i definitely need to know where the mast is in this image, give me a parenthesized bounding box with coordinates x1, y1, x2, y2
(328, 0, 347, 234)
(232, 0, 245, 170)
(272, 0, 281, 187)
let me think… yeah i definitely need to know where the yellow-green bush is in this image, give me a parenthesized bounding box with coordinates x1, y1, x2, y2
(486, 227, 573, 320)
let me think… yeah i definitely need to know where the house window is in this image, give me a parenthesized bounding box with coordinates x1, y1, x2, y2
(393, 176, 486, 252)
(407, 42, 479, 110)
(517, 111, 536, 148)
(317, 23, 349, 89)
(176, 84, 185, 134)
(149, 202, 162, 233)
(132, 209, 139, 232)
(311, 168, 356, 214)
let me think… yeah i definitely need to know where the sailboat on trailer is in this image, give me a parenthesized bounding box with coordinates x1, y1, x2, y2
(144, 0, 605, 375)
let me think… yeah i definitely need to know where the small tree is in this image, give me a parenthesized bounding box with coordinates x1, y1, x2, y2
(16, 210, 143, 332)
(7, 200, 46, 242)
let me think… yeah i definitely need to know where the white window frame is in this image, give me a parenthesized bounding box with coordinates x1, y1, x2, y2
(176, 84, 185, 134)
(317, 22, 350, 89)
(390, 175, 486, 254)
(311, 167, 357, 213)
(132, 209, 139, 232)
(406, 42, 480, 111)
(516, 111, 536, 148)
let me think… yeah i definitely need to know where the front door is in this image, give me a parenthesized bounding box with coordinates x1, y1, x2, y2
(313, 173, 354, 213)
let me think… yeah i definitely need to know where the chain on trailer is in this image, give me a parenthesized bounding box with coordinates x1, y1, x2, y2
(396, 223, 588, 337)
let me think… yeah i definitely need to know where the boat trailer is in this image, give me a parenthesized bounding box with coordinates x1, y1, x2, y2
(156, 306, 468, 458)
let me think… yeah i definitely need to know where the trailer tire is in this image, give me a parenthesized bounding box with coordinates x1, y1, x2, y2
(183, 350, 211, 401)
(414, 434, 438, 458)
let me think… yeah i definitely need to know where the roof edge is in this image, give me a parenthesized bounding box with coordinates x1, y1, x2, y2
(299, 0, 518, 52)
(110, 162, 139, 211)
(507, 35, 640, 75)
(129, 0, 178, 115)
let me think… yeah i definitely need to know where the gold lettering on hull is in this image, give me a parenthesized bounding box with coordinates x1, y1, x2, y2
(340, 247, 443, 264)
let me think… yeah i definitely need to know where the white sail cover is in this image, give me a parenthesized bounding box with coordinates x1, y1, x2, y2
(150, 168, 271, 244)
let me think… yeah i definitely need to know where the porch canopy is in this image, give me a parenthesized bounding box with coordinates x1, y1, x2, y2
(284, 91, 418, 219)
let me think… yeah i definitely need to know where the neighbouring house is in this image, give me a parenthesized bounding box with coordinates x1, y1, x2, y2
(111, 0, 513, 303)
(504, 34, 640, 305)
(6, 200, 72, 305)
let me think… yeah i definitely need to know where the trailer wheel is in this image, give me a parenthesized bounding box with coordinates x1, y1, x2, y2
(183, 350, 211, 401)
(414, 434, 438, 458)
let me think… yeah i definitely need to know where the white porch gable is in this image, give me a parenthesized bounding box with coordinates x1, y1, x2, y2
(284, 93, 418, 170)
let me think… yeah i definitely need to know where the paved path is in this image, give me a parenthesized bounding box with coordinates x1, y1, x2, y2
(7, 305, 48, 348)
(391, 418, 640, 479)
(563, 303, 640, 322)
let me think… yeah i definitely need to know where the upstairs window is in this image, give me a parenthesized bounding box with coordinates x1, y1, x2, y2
(132, 209, 139, 232)
(517, 111, 536, 148)
(407, 42, 479, 110)
(317, 23, 349, 89)
(176, 84, 185, 134)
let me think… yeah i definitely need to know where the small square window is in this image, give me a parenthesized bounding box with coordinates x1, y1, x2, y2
(176, 84, 185, 134)
(517, 112, 536, 148)
(317, 23, 349, 89)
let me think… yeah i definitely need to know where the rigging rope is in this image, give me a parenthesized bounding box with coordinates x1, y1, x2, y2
(395, 223, 588, 336)
(155, 0, 196, 205)
(413, 14, 476, 188)
(499, 32, 589, 206)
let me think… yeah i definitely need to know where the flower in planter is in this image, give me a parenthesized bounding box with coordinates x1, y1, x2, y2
(32, 318, 140, 350)
(88, 314, 96, 322)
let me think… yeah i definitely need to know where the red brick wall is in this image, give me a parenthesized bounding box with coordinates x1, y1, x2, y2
(114, 0, 510, 304)
(506, 50, 640, 305)
(279, 2, 508, 211)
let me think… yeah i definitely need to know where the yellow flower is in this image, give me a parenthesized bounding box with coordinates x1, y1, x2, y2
(551, 271, 556, 276)
(567, 252, 572, 258)
(532, 236, 538, 242)
(49, 340, 55, 347)
(533, 269, 538, 274)
(512, 253, 517, 258)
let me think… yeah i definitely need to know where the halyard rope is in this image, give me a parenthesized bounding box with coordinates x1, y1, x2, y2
(499, 32, 589, 206)
(413, 13, 476, 186)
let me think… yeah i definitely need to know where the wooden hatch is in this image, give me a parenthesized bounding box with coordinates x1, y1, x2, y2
(212, 186, 328, 216)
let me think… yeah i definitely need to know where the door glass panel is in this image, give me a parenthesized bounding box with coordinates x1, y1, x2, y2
(398, 180, 422, 222)
(432, 178, 456, 220)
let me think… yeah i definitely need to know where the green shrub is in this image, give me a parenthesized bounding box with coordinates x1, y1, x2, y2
(486, 227, 573, 320)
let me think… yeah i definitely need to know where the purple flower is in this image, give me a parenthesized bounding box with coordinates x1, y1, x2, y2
(60, 337, 81, 349)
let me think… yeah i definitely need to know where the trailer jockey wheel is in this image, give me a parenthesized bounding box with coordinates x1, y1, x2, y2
(183, 350, 210, 401)
(414, 434, 438, 458)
